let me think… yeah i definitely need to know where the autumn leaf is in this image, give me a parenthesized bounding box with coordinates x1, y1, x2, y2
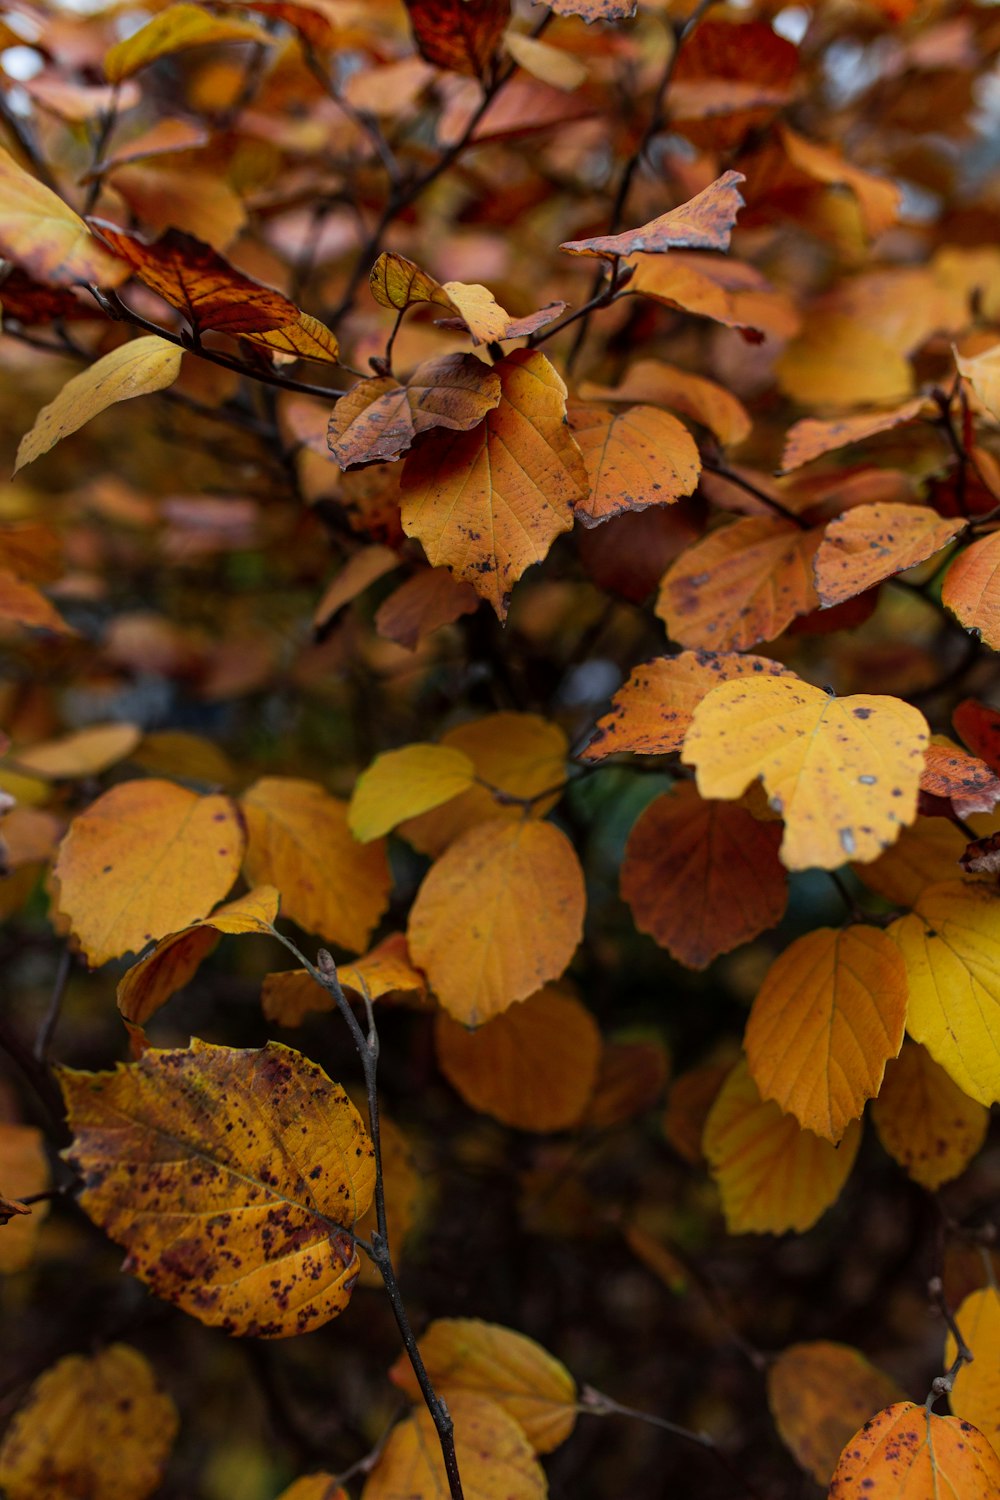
(920, 739, 1000, 816)
(684, 675, 929, 870)
(53, 779, 245, 965)
(369, 251, 460, 313)
(60, 1039, 375, 1336)
(278, 1480, 348, 1500)
(547, 0, 635, 18)
(814, 503, 965, 608)
(16, 336, 182, 472)
(776, 314, 914, 408)
(828, 1403, 1000, 1499)
(657, 517, 821, 651)
(365, 1391, 544, 1499)
(621, 785, 786, 969)
(329, 355, 501, 469)
(954, 698, 1000, 771)
(955, 342, 1000, 423)
(560, 170, 746, 257)
(779, 125, 901, 239)
(854, 817, 969, 907)
(12, 722, 140, 778)
(349, 744, 476, 841)
(871, 1041, 989, 1190)
(407, 818, 585, 1025)
(389, 1319, 577, 1453)
(262, 935, 428, 1026)
(946, 1288, 1000, 1451)
(581, 357, 752, 448)
(399, 348, 587, 618)
(744, 926, 908, 1141)
(0, 147, 127, 288)
(313, 545, 400, 634)
(767, 1342, 904, 1485)
(703, 1060, 862, 1234)
(0, 1346, 178, 1500)
(942, 531, 1000, 647)
(625, 252, 791, 342)
(889, 880, 1000, 1106)
(241, 777, 390, 951)
(583, 1037, 670, 1130)
(402, 0, 509, 79)
(780, 399, 931, 472)
(663, 1062, 731, 1166)
(0, 1124, 49, 1273)
(434, 983, 601, 1132)
(504, 32, 587, 92)
(568, 403, 700, 526)
(104, 3, 271, 81)
(374, 566, 479, 650)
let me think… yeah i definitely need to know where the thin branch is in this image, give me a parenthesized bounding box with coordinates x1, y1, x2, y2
(81, 82, 122, 217)
(0, 88, 58, 192)
(700, 459, 809, 528)
(925, 1275, 973, 1410)
(35, 946, 71, 1065)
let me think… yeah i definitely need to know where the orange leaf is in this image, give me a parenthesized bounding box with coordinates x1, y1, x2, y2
(621, 785, 786, 969)
(744, 926, 908, 1141)
(946, 1288, 1000, 1450)
(954, 698, 1000, 772)
(0, 1125, 49, 1274)
(402, 0, 509, 79)
(0, 146, 127, 288)
(0, 572, 72, 634)
(364, 1392, 545, 1499)
(776, 314, 914, 408)
(780, 400, 930, 472)
(625, 254, 788, 342)
(779, 125, 901, 239)
(407, 818, 585, 1025)
(405, 352, 503, 428)
(568, 403, 700, 526)
(60, 1039, 375, 1337)
(871, 1041, 989, 1191)
(854, 817, 968, 907)
(560, 170, 745, 257)
(921, 739, 1000, 815)
(828, 1403, 1000, 1499)
(547, 0, 636, 18)
(768, 1342, 904, 1485)
(657, 517, 821, 651)
(241, 777, 390, 951)
(434, 983, 601, 1131)
(278, 1480, 348, 1500)
(580, 650, 790, 761)
(400, 349, 586, 617)
(663, 1062, 729, 1165)
(581, 357, 752, 448)
(53, 780, 244, 966)
(374, 567, 479, 650)
(313, 545, 400, 633)
(815, 503, 964, 607)
(236, 0, 338, 51)
(942, 531, 1000, 647)
(703, 1059, 861, 1234)
(242, 312, 339, 365)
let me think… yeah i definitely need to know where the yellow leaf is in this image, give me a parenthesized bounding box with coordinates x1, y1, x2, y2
(407, 818, 585, 1025)
(703, 1059, 861, 1234)
(60, 1039, 375, 1337)
(438, 280, 514, 345)
(16, 337, 182, 473)
(0, 1124, 49, 1273)
(369, 251, 458, 313)
(776, 314, 914, 409)
(815, 503, 965, 608)
(105, 3, 271, 81)
(889, 881, 1000, 1106)
(956, 342, 1000, 423)
(871, 1041, 989, 1190)
(53, 779, 245, 965)
(745, 926, 907, 1141)
(389, 1321, 577, 1453)
(14, 722, 141, 779)
(683, 675, 929, 871)
(946, 1288, 1000, 1452)
(116, 887, 280, 1025)
(262, 934, 428, 1027)
(568, 403, 700, 527)
(0, 1345, 178, 1500)
(828, 1403, 1000, 1499)
(0, 145, 127, 288)
(942, 531, 1000, 647)
(399, 349, 587, 619)
(133, 730, 237, 786)
(364, 1393, 545, 1499)
(241, 776, 390, 951)
(242, 312, 340, 366)
(504, 31, 587, 91)
(349, 745, 476, 842)
(434, 983, 601, 1132)
(767, 1342, 904, 1485)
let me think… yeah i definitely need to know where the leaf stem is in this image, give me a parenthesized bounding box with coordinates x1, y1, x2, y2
(925, 1274, 973, 1410)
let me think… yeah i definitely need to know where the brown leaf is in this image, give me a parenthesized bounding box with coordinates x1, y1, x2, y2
(402, 0, 510, 78)
(374, 566, 480, 649)
(560, 171, 746, 258)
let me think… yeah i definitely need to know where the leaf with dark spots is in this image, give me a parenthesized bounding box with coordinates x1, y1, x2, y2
(828, 1402, 1000, 1498)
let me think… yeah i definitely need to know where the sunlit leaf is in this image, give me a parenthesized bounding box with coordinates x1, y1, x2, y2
(871, 1041, 989, 1190)
(777, 315, 914, 408)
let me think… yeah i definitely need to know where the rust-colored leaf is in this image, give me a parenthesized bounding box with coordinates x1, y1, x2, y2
(402, 0, 510, 79)
(568, 403, 700, 527)
(780, 400, 930, 472)
(768, 1343, 904, 1485)
(815, 503, 965, 608)
(374, 567, 479, 650)
(583, 1037, 670, 1130)
(560, 171, 746, 258)
(954, 698, 1000, 772)
(872, 1041, 989, 1191)
(828, 1403, 1000, 1499)
(942, 530, 1000, 647)
(920, 739, 1000, 815)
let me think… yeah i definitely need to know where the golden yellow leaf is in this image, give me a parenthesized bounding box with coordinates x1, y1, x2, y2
(780, 126, 901, 239)
(745, 926, 907, 1141)
(53, 779, 245, 966)
(105, 3, 271, 81)
(389, 1321, 577, 1454)
(657, 517, 820, 651)
(581, 357, 751, 448)
(776, 315, 914, 408)
(956, 342, 1000, 423)
(60, 1038, 375, 1337)
(349, 745, 476, 842)
(369, 251, 458, 313)
(241, 777, 390, 951)
(0, 146, 127, 288)
(116, 887, 280, 1025)
(942, 531, 1000, 647)
(407, 818, 585, 1025)
(828, 1403, 1000, 1499)
(815, 503, 965, 608)
(871, 1041, 989, 1190)
(437, 280, 514, 345)
(399, 713, 568, 856)
(703, 1060, 861, 1234)
(262, 934, 428, 1026)
(0, 1345, 178, 1500)
(16, 337, 183, 473)
(853, 817, 968, 906)
(14, 722, 141, 779)
(434, 983, 601, 1131)
(946, 1288, 1000, 1452)
(0, 1123, 49, 1273)
(889, 881, 1000, 1106)
(568, 403, 700, 526)
(399, 349, 587, 619)
(768, 1342, 904, 1485)
(683, 675, 929, 871)
(364, 1392, 545, 1499)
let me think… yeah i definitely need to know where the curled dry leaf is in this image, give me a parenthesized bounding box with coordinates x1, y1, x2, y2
(408, 817, 585, 1025)
(942, 530, 1000, 647)
(621, 785, 786, 969)
(329, 355, 501, 469)
(53, 779, 245, 966)
(768, 1341, 904, 1485)
(684, 675, 929, 871)
(744, 925, 908, 1142)
(945, 1288, 1000, 1450)
(60, 1039, 375, 1337)
(389, 1319, 577, 1453)
(0, 146, 127, 288)
(703, 1059, 861, 1234)
(871, 1041, 989, 1190)
(0, 1124, 49, 1273)
(828, 1403, 1000, 1499)
(780, 399, 930, 472)
(104, 2, 271, 81)
(814, 503, 965, 608)
(568, 403, 700, 526)
(434, 982, 601, 1132)
(349, 744, 476, 842)
(560, 170, 746, 257)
